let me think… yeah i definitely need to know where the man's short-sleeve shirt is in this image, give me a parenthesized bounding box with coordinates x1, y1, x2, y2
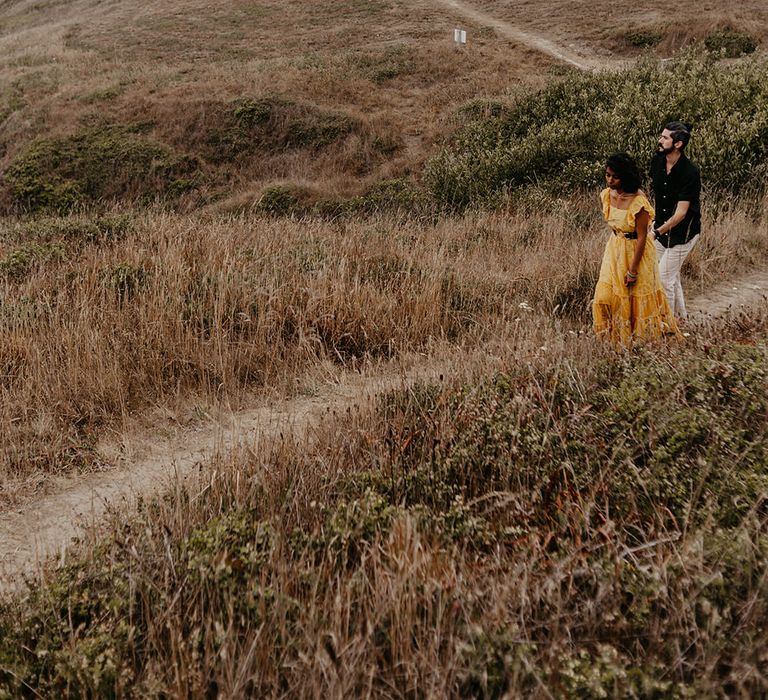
(650, 152, 701, 248)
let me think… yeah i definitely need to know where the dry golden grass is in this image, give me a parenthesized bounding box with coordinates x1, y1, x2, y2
(1, 192, 766, 505)
(1, 305, 765, 696)
(473, 0, 768, 56)
(0, 3, 767, 694)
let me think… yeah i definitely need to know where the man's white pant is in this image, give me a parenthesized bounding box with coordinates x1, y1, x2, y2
(654, 236, 699, 319)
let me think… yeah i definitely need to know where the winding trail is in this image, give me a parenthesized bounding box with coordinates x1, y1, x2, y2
(0, 269, 766, 589)
(0, 0, 766, 590)
(428, 0, 619, 71)
(0, 365, 442, 589)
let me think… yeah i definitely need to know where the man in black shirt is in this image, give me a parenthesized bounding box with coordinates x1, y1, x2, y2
(650, 121, 701, 320)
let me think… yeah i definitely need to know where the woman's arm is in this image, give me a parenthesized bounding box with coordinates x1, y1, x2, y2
(625, 209, 649, 286)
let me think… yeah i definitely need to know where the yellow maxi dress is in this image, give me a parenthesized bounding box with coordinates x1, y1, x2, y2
(592, 188, 680, 345)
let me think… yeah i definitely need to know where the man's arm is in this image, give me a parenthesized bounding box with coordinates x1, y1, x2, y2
(655, 201, 690, 235)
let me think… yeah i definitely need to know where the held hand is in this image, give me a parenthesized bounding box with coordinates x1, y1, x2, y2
(625, 270, 638, 286)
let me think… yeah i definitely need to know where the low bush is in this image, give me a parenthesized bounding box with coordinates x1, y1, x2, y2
(3, 126, 199, 213)
(704, 29, 758, 58)
(624, 29, 662, 48)
(363, 340, 768, 530)
(203, 97, 356, 163)
(0, 242, 66, 281)
(425, 54, 768, 210)
(254, 184, 304, 216)
(352, 45, 411, 84)
(348, 178, 428, 216)
(20, 214, 133, 245)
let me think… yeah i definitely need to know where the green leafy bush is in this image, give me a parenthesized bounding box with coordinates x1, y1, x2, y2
(21, 214, 133, 244)
(100, 262, 149, 302)
(624, 29, 662, 48)
(3, 126, 199, 213)
(425, 54, 768, 210)
(0, 242, 66, 281)
(255, 184, 303, 216)
(704, 29, 758, 58)
(363, 341, 768, 529)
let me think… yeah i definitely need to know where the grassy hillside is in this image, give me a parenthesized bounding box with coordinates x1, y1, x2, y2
(0, 309, 766, 696)
(0, 0, 554, 213)
(0, 1, 767, 695)
(1, 0, 764, 214)
(474, 0, 767, 57)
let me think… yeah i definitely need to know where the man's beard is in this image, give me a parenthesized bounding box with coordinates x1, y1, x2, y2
(658, 144, 676, 155)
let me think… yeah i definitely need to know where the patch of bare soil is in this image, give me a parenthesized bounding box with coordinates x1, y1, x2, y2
(687, 269, 768, 320)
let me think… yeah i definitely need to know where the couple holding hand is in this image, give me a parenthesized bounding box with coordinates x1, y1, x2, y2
(592, 121, 701, 345)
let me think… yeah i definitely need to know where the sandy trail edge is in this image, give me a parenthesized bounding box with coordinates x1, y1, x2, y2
(686, 269, 768, 319)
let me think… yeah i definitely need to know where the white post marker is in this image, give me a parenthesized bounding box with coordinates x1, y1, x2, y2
(453, 28, 467, 46)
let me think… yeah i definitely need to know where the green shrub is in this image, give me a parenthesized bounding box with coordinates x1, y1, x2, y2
(349, 178, 425, 215)
(184, 511, 275, 588)
(21, 214, 133, 245)
(425, 54, 768, 210)
(363, 341, 768, 529)
(284, 112, 352, 148)
(704, 30, 758, 58)
(559, 646, 688, 698)
(456, 628, 536, 697)
(306, 489, 400, 568)
(625, 29, 662, 48)
(0, 242, 66, 281)
(255, 185, 302, 216)
(3, 126, 200, 212)
(204, 97, 356, 163)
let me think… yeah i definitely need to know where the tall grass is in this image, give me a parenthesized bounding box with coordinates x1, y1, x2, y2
(1, 195, 766, 502)
(0, 309, 765, 696)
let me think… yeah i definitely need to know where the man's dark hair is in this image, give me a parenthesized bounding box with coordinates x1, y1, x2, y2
(665, 121, 693, 148)
(606, 153, 643, 193)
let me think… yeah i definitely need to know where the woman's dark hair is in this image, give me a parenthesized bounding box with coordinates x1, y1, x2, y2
(605, 153, 642, 193)
(665, 120, 692, 148)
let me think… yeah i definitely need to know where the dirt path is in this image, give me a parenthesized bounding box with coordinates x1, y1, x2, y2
(687, 269, 768, 319)
(428, 0, 619, 71)
(0, 270, 765, 589)
(0, 365, 445, 590)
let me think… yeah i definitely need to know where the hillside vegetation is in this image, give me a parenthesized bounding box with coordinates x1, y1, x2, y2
(0, 310, 766, 696)
(1, 0, 765, 215)
(0, 0, 767, 695)
(427, 54, 768, 210)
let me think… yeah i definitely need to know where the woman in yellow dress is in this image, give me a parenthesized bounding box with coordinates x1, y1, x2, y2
(592, 153, 680, 345)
